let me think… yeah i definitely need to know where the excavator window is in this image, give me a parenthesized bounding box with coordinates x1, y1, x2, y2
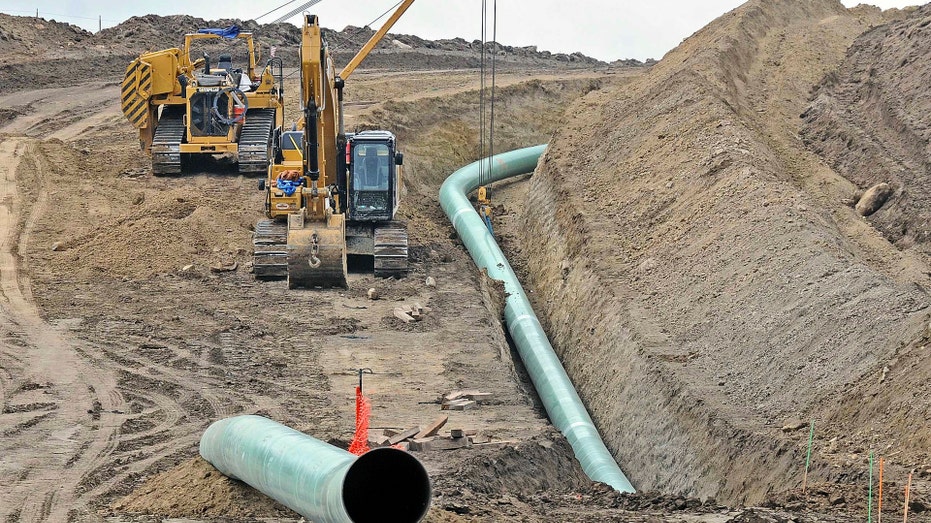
(350, 143, 392, 217)
(352, 144, 390, 192)
(281, 131, 302, 150)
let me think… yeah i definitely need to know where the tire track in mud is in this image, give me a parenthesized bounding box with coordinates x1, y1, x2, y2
(0, 115, 252, 516)
(0, 82, 120, 140)
(0, 138, 124, 521)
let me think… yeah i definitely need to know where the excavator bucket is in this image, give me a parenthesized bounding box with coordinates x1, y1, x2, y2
(286, 213, 348, 288)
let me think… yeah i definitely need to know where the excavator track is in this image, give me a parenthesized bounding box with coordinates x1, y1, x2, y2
(151, 107, 184, 175)
(373, 223, 409, 279)
(238, 108, 277, 174)
(252, 219, 288, 280)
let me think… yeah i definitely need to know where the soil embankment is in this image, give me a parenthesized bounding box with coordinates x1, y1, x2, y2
(515, 0, 926, 505)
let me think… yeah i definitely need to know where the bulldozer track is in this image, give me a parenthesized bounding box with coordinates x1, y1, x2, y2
(374, 222, 409, 278)
(238, 108, 277, 174)
(252, 218, 289, 280)
(151, 107, 184, 175)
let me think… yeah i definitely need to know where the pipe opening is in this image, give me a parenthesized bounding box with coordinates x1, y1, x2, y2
(343, 448, 431, 523)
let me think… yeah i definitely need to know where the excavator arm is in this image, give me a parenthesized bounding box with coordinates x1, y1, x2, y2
(257, 4, 415, 289)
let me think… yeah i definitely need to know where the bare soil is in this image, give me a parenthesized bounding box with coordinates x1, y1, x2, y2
(506, 0, 931, 510)
(2, 2, 931, 522)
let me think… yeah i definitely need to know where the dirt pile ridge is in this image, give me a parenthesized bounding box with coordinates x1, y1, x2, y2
(0, 12, 91, 59)
(802, 4, 931, 251)
(0, 11, 621, 95)
(515, 0, 927, 506)
(799, 2, 931, 476)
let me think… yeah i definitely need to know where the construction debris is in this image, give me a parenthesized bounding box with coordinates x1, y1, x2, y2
(442, 399, 476, 411)
(387, 426, 421, 445)
(442, 390, 494, 407)
(409, 436, 471, 451)
(414, 415, 448, 439)
(393, 302, 432, 323)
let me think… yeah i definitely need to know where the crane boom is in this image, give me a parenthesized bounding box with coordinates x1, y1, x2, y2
(340, 0, 416, 80)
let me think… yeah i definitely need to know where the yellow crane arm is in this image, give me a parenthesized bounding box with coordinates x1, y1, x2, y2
(339, 0, 416, 80)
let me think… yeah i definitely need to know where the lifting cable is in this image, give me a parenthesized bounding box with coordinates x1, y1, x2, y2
(332, 0, 405, 52)
(477, 0, 498, 233)
(479, 0, 487, 187)
(487, 0, 498, 187)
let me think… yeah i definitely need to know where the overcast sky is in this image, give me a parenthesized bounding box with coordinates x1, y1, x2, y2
(0, 0, 923, 61)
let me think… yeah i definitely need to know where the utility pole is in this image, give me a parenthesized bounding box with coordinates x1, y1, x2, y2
(99, 15, 101, 32)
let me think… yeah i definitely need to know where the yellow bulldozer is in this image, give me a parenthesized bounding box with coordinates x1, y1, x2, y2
(121, 28, 284, 174)
(253, 2, 414, 288)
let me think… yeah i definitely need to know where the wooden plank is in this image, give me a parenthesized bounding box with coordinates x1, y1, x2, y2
(466, 392, 494, 403)
(442, 399, 476, 411)
(428, 437, 471, 451)
(393, 307, 414, 323)
(369, 434, 391, 447)
(414, 415, 448, 439)
(387, 426, 420, 445)
(408, 437, 436, 451)
(444, 390, 479, 402)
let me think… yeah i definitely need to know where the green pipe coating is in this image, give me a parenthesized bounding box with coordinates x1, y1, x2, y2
(200, 415, 431, 523)
(439, 144, 635, 493)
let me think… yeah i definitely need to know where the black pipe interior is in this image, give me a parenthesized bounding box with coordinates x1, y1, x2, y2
(342, 448, 431, 523)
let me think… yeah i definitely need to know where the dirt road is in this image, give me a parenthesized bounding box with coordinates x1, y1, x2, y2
(0, 136, 124, 521)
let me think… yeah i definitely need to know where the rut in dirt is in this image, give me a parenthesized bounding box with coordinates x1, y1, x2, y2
(0, 138, 266, 521)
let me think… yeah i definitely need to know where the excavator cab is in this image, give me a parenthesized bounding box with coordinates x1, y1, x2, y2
(347, 131, 401, 222)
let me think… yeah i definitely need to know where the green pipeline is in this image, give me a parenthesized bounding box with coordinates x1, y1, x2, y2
(438, 145, 635, 493)
(200, 415, 431, 523)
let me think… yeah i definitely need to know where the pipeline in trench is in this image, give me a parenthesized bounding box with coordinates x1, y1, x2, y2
(438, 144, 635, 493)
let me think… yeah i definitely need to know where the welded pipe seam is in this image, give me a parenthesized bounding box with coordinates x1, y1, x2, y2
(438, 144, 635, 493)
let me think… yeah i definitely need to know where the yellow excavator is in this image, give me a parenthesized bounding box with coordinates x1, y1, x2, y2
(121, 28, 284, 174)
(253, 2, 414, 288)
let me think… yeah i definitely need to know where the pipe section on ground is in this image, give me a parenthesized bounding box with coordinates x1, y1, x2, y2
(439, 145, 635, 493)
(200, 415, 431, 523)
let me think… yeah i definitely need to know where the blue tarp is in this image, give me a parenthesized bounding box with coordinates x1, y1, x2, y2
(276, 179, 302, 197)
(197, 25, 241, 38)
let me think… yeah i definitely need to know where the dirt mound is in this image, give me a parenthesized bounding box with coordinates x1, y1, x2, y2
(0, 12, 622, 96)
(0, 12, 91, 58)
(54, 187, 255, 280)
(513, 0, 925, 505)
(109, 456, 296, 519)
(802, 4, 931, 251)
(798, 3, 931, 485)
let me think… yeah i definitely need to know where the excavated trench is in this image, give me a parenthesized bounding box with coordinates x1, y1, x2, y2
(500, 0, 929, 505)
